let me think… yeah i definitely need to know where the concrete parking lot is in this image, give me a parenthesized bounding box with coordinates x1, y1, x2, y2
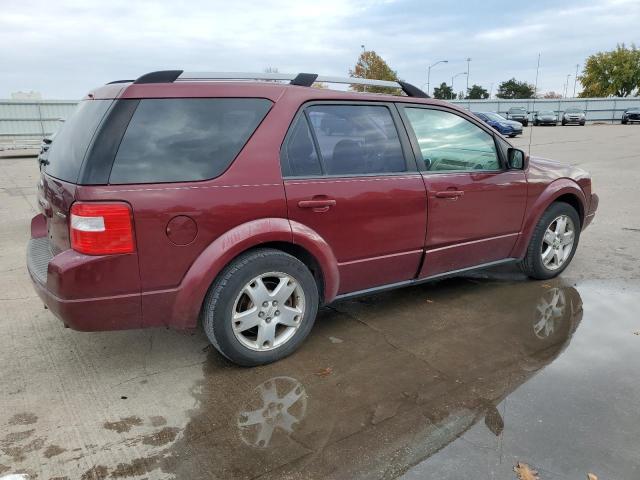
(0, 125, 639, 479)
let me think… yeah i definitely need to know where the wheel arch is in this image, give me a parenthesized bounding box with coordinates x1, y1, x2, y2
(171, 218, 339, 329)
(512, 180, 586, 259)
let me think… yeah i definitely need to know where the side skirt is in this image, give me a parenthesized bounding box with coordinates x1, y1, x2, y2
(331, 258, 519, 303)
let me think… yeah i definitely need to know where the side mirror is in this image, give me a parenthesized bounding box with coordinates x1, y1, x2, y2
(507, 148, 526, 169)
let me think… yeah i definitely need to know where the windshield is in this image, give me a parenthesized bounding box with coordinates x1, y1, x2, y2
(566, 109, 583, 113)
(484, 112, 508, 122)
(44, 100, 113, 183)
(627, 108, 640, 112)
(538, 111, 555, 115)
(509, 108, 526, 113)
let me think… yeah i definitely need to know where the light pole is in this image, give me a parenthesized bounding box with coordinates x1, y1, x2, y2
(573, 64, 579, 98)
(564, 74, 572, 98)
(466, 57, 471, 97)
(451, 72, 467, 100)
(361, 45, 367, 92)
(427, 60, 448, 97)
(489, 82, 494, 99)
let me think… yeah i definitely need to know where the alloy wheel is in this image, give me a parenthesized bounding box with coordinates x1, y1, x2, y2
(231, 272, 305, 351)
(540, 215, 575, 271)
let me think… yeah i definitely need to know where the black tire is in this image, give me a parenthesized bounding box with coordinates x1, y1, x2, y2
(622, 119, 628, 125)
(523, 120, 529, 127)
(562, 120, 566, 126)
(201, 248, 319, 366)
(580, 121, 585, 126)
(520, 202, 581, 280)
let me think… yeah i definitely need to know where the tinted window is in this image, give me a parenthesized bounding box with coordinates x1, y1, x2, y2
(110, 98, 272, 184)
(404, 108, 500, 172)
(284, 115, 322, 176)
(305, 105, 406, 175)
(45, 100, 112, 182)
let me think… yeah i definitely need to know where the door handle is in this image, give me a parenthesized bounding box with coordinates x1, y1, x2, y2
(298, 198, 336, 212)
(435, 190, 464, 199)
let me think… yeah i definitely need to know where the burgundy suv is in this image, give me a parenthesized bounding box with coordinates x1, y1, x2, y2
(27, 70, 598, 366)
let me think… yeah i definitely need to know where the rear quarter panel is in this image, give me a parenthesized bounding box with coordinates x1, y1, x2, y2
(75, 93, 297, 328)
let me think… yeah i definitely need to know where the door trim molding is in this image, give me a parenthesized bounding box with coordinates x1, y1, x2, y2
(337, 249, 424, 266)
(426, 232, 519, 253)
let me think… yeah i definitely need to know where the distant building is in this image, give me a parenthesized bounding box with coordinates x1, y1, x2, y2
(11, 91, 42, 100)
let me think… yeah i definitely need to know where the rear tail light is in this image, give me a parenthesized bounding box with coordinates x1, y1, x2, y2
(70, 202, 135, 255)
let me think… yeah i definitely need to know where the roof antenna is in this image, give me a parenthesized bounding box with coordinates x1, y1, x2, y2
(528, 53, 541, 155)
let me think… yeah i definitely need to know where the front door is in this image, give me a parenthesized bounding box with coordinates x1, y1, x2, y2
(282, 102, 427, 295)
(398, 105, 527, 278)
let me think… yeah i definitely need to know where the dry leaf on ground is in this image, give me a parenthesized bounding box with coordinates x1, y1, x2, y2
(315, 367, 333, 377)
(587, 474, 598, 480)
(426, 299, 434, 303)
(514, 462, 540, 480)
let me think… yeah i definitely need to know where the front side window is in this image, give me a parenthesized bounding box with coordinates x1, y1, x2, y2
(110, 98, 272, 184)
(403, 108, 501, 172)
(304, 104, 406, 176)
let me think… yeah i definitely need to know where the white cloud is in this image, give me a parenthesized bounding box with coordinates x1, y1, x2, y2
(0, 0, 638, 98)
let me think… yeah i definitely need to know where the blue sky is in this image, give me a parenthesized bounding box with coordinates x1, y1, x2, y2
(1, 0, 639, 98)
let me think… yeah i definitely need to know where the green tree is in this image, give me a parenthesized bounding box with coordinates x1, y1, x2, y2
(579, 44, 640, 97)
(467, 84, 489, 99)
(433, 82, 453, 100)
(496, 78, 536, 99)
(349, 50, 401, 94)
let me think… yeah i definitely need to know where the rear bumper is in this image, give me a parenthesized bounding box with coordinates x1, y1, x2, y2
(27, 229, 143, 331)
(583, 193, 599, 229)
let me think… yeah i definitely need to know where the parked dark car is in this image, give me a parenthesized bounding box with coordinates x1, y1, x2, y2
(562, 108, 586, 126)
(473, 111, 523, 137)
(27, 70, 598, 366)
(621, 107, 640, 124)
(534, 110, 558, 126)
(506, 107, 529, 126)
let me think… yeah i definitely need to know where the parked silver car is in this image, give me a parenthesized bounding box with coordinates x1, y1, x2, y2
(562, 108, 586, 126)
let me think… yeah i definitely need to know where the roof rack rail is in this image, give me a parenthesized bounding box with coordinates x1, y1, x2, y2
(132, 70, 429, 98)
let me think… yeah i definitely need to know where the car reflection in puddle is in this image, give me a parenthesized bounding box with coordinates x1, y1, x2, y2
(164, 277, 583, 479)
(237, 376, 308, 449)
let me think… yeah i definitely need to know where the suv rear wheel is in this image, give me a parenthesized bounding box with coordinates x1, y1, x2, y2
(520, 202, 580, 280)
(202, 248, 319, 366)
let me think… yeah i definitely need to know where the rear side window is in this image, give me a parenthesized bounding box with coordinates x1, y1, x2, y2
(284, 116, 322, 176)
(45, 100, 112, 183)
(109, 98, 272, 184)
(285, 104, 406, 176)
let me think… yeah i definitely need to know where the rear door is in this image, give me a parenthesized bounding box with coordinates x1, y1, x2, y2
(282, 102, 427, 295)
(397, 104, 527, 278)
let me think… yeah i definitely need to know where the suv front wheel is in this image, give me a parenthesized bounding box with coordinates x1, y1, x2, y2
(520, 202, 581, 280)
(202, 248, 319, 366)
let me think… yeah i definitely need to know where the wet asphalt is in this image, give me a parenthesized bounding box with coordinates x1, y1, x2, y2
(0, 124, 639, 479)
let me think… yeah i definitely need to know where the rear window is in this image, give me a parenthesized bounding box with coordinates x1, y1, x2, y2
(109, 98, 272, 184)
(45, 100, 113, 183)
